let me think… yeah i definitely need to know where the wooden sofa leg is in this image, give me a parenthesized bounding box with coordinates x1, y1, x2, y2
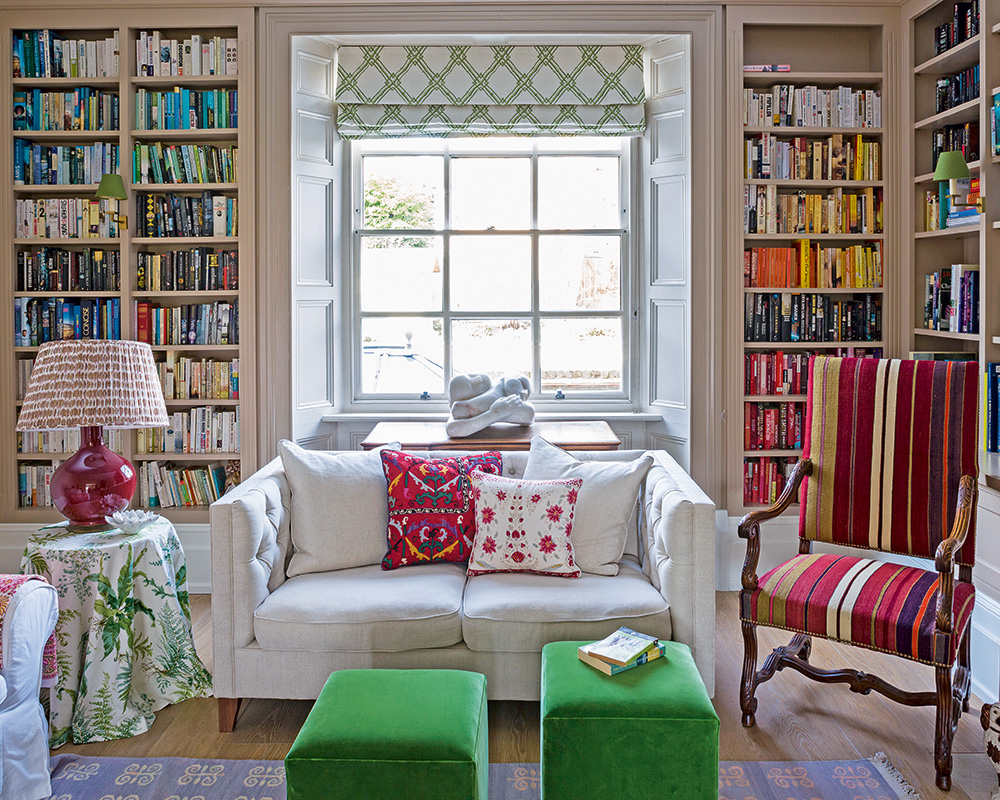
(219, 697, 243, 732)
(740, 620, 759, 728)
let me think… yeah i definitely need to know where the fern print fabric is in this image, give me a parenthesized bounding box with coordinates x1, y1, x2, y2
(21, 518, 212, 747)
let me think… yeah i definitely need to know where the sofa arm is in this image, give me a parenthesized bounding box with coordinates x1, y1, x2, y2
(210, 456, 290, 698)
(642, 452, 716, 696)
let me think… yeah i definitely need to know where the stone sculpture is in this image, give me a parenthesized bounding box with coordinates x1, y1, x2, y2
(446, 373, 535, 438)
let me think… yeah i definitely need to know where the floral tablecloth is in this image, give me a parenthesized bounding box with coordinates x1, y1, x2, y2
(21, 518, 213, 747)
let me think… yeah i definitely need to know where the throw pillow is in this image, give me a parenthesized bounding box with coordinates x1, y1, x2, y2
(380, 450, 503, 570)
(466, 472, 582, 578)
(522, 436, 653, 576)
(278, 440, 400, 577)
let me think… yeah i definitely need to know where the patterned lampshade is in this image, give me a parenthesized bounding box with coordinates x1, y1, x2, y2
(16, 340, 168, 430)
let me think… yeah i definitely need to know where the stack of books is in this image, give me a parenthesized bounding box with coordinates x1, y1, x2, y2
(577, 627, 667, 676)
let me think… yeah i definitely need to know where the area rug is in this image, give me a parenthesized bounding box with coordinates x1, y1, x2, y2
(48, 753, 919, 799)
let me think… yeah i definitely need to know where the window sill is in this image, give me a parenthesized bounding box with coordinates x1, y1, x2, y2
(320, 410, 663, 423)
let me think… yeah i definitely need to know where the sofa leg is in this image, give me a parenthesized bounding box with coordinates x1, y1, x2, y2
(218, 697, 242, 732)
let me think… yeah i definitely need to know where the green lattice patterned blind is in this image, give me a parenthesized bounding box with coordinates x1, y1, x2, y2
(334, 45, 645, 138)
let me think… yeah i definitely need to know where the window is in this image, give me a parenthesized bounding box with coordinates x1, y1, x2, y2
(350, 136, 634, 403)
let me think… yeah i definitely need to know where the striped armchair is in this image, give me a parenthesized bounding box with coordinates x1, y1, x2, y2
(738, 356, 979, 792)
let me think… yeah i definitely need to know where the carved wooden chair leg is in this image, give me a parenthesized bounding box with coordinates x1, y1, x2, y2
(793, 633, 811, 663)
(934, 665, 954, 791)
(740, 619, 759, 727)
(958, 628, 972, 712)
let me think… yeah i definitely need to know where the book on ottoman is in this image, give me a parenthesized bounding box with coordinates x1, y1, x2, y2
(579, 626, 658, 666)
(578, 642, 668, 676)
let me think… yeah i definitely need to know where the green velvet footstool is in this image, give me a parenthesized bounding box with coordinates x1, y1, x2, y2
(285, 669, 488, 800)
(541, 641, 718, 800)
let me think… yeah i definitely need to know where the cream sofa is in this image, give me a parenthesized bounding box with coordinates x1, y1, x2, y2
(210, 448, 715, 730)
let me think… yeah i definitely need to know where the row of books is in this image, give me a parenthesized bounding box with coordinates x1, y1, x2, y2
(18, 462, 57, 507)
(157, 355, 239, 400)
(743, 456, 797, 506)
(15, 198, 122, 240)
(13, 88, 119, 132)
(15, 358, 33, 400)
(17, 428, 124, 454)
(13, 141, 119, 186)
(744, 402, 804, 452)
(922, 264, 979, 334)
(993, 95, 1000, 158)
(932, 121, 978, 166)
(137, 248, 239, 291)
(577, 627, 665, 676)
(136, 406, 240, 454)
(12, 30, 119, 79)
(14, 297, 120, 346)
(16, 247, 120, 292)
(934, 1, 980, 55)
(744, 347, 883, 396)
(135, 88, 238, 131)
(137, 460, 233, 509)
(935, 64, 978, 114)
(742, 85, 882, 129)
(986, 364, 1000, 453)
(743, 242, 883, 290)
(744, 185, 883, 235)
(924, 178, 980, 231)
(137, 31, 237, 78)
(136, 192, 237, 238)
(134, 301, 239, 346)
(133, 142, 238, 185)
(744, 133, 881, 181)
(744, 292, 882, 343)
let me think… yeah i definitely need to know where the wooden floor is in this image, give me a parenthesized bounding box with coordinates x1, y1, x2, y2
(54, 592, 998, 798)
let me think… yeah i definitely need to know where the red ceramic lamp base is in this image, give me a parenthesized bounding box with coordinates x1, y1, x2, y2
(51, 426, 136, 531)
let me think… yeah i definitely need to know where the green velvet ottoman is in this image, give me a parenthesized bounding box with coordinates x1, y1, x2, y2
(541, 641, 718, 800)
(285, 669, 488, 800)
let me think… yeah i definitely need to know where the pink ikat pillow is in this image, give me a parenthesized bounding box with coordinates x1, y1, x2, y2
(466, 471, 582, 579)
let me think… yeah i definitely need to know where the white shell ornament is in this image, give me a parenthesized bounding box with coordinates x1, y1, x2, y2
(105, 509, 160, 533)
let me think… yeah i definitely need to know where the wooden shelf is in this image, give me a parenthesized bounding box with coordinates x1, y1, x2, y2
(164, 398, 239, 406)
(14, 238, 120, 246)
(148, 344, 239, 352)
(913, 98, 980, 130)
(131, 128, 237, 141)
(743, 449, 801, 457)
(914, 160, 980, 183)
(912, 328, 980, 341)
(134, 183, 237, 191)
(742, 71, 882, 87)
(744, 233, 884, 240)
(13, 76, 119, 87)
(744, 341, 885, 349)
(133, 452, 240, 462)
(744, 394, 808, 402)
(744, 179, 883, 188)
(913, 35, 980, 74)
(131, 75, 238, 86)
(133, 236, 237, 244)
(993, 337, 1000, 346)
(743, 126, 882, 136)
(743, 287, 883, 294)
(15, 291, 120, 298)
(13, 130, 119, 141)
(13, 184, 100, 193)
(914, 224, 982, 238)
(134, 290, 239, 298)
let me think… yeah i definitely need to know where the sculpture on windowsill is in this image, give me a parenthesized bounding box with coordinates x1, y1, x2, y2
(446, 373, 534, 438)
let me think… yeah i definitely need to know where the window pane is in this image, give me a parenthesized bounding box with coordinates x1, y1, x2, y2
(360, 237, 442, 312)
(452, 319, 532, 384)
(451, 158, 530, 229)
(363, 156, 443, 230)
(361, 317, 444, 395)
(540, 318, 622, 392)
(451, 236, 531, 312)
(537, 156, 620, 229)
(539, 236, 621, 311)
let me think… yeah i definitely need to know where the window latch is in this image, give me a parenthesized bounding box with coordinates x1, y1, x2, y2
(420, 391, 431, 400)
(554, 390, 566, 400)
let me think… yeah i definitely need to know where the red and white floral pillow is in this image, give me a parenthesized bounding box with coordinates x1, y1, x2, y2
(466, 471, 582, 579)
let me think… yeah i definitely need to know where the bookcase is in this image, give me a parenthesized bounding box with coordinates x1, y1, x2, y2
(726, 8, 899, 514)
(0, 8, 255, 524)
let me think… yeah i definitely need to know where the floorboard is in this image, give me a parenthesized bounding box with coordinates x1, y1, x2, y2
(51, 592, 997, 798)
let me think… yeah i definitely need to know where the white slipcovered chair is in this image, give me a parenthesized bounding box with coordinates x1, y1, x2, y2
(0, 578, 57, 800)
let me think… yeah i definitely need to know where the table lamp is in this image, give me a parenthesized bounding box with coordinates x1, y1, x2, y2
(933, 150, 983, 212)
(96, 172, 128, 229)
(16, 340, 168, 530)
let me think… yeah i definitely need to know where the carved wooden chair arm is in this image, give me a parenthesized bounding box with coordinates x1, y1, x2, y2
(738, 459, 813, 591)
(934, 473, 977, 634)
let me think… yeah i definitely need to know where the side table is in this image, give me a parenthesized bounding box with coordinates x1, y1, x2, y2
(21, 517, 212, 747)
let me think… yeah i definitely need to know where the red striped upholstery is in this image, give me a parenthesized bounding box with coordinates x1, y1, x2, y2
(741, 553, 976, 667)
(799, 356, 979, 567)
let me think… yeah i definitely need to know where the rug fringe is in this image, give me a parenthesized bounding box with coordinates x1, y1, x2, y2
(869, 752, 921, 800)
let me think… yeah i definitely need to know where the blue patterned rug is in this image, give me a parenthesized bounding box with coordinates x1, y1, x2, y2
(47, 754, 917, 799)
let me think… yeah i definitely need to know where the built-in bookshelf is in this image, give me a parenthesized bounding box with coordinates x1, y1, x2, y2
(727, 9, 897, 514)
(0, 10, 255, 523)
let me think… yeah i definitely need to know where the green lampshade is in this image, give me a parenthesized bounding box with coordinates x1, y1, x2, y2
(932, 150, 971, 182)
(95, 173, 127, 200)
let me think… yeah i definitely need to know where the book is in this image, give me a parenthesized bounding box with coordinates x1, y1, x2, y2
(579, 627, 658, 667)
(744, 64, 791, 73)
(578, 642, 668, 676)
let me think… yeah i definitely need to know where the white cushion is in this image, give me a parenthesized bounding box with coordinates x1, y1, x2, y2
(522, 437, 652, 575)
(278, 439, 395, 576)
(461, 556, 670, 652)
(253, 562, 467, 652)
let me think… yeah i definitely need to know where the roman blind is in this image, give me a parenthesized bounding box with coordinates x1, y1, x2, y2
(334, 45, 645, 138)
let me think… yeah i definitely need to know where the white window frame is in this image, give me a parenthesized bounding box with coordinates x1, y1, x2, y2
(345, 136, 640, 411)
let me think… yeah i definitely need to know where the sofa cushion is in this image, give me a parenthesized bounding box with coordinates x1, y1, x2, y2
(522, 437, 652, 576)
(253, 563, 467, 652)
(381, 450, 503, 570)
(467, 472, 582, 579)
(279, 440, 396, 576)
(461, 556, 671, 652)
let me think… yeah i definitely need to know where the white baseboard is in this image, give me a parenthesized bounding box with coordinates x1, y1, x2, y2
(0, 522, 212, 593)
(971, 590, 1000, 705)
